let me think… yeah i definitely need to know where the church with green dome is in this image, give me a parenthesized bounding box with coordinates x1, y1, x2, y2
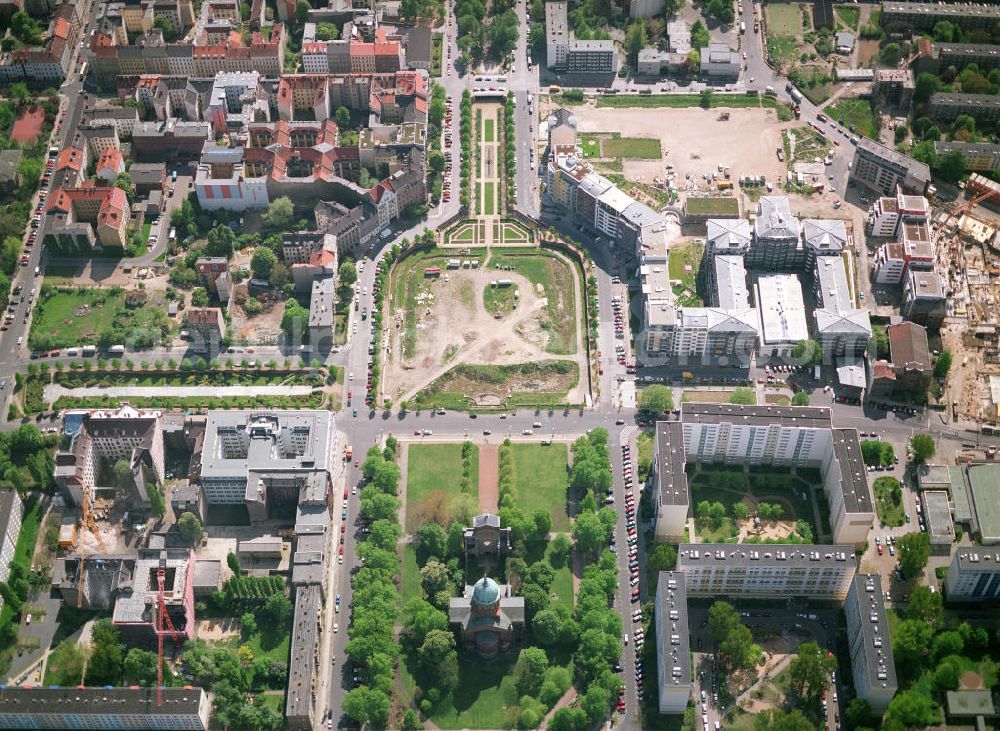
(448, 575, 525, 659)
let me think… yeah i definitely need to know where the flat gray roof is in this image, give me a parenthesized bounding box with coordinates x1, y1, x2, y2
(656, 571, 691, 689)
(286, 584, 321, 720)
(967, 464, 1000, 543)
(924, 490, 955, 544)
(678, 544, 855, 567)
(0, 686, 207, 719)
(656, 422, 689, 506)
(200, 410, 333, 479)
(847, 574, 897, 693)
(955, 549, 1000, 572)
(832, 429, 874, 514)
(681, 402, 833, 427)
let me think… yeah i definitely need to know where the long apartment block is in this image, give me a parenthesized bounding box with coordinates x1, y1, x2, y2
(946, 549, 1000, 601)
(845, 574, 898, 713)
(652, 404, 874, 546)
(655, 572, 692, 714)
(676, 543, 857, 600)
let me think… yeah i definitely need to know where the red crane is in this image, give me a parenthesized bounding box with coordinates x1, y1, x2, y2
(155, 568, 184, 707)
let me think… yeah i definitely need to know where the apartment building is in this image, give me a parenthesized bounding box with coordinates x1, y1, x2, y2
(88, 21, 286, 81)
(850, 137, 931, 195)
(0, 490, 22, 612)
(700, 43, 740, 81)
(0, 3, 80, 82)
(946, 549, 1000, 601)
(186, 307, 226, 354)
(930, 42, 1000, 72)
(902, 269, 947, 328)
(802, 218, 847, 268)
(655, 572, 692, 714)
(929, 92, 1000, 124)
(845, 575, 898, 713)
(545, 0, 618, 75)
(308, 276, 336, 352)
(195, 257, 232, 302)
(43, 186, 131, 253)
(934, 141, 1000, 173)
(652, 404, 875, 545)
(880, 1, 1000, 32)
(0, 686, 210, 730)
(196, 410, 333, 512)
(867, 189, 930, 238)
(746, 196, 803, 270)
(676, 543, 857, 600)
(813, 255, 872, 358)
(132, 119, 212, 161)
(55, 403, 165, 508)
(286, 584, 322, 729)
(756, 273, 809, 359)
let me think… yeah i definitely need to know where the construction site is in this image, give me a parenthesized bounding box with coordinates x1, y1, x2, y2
(929, 175, 1000, 425)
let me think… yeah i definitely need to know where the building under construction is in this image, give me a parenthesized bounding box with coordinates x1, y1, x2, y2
(54, 549, 195, 646)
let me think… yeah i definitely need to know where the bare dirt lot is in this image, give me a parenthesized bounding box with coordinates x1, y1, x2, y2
(384, 263, 585, 402)
(570, 105, 791, 187)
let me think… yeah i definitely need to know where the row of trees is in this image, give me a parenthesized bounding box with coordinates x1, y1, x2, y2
(458, 90, 472, 210)
(502, 93, 516, 207)
(342, 439, 403, 727)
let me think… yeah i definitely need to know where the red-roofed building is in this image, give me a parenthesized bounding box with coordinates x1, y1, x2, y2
(0, 3, 79, 82)
(96, 148, 126, 185)
(53, 146, 87, 188)
(44, 186, 131, 252)
(185, 307, 226, 354)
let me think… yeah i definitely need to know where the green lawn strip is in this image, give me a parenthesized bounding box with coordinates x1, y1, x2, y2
(512, 443, 569, 531)
(545, 537, 574, 610)
(484, 117, 494, 143)
(483, 182, 495, 215)
(825, 99, 877, 138)
(431, 34, 443, 76)
(401, 543, 421, 606)
(603, 137, 661, 159)
(405, 443, 477, 532)
(596, 94, 777, 110)
(873, 476, 904, 527)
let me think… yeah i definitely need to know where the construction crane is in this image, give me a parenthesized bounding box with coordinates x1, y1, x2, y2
(75, 558, 84, 609)
(953, 190, 994, 219)
(155, 568, 184, 707)
(81, 485, 106, 552)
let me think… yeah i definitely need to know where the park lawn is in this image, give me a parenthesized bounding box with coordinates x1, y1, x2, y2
(484, 117, 495, 143)
(636, 430, 654, 483)
(873, 476, 904, 527)
(243, 626, 291, 662)
(405, 443, 479, 532)
(483, 182, 495, 215)
(835, 5, 859, 29)
(545, 537, 574, 611)
(512, 443, 569, 531)
(430, 653, 520, 729)
(766, 2, 804, 34)
(826, 99, 877, 139)
(431, 33, 443, 76)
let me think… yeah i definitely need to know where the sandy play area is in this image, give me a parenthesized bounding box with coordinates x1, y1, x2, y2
(384, 265, 585, 402)
(571, 105, 791, 187)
